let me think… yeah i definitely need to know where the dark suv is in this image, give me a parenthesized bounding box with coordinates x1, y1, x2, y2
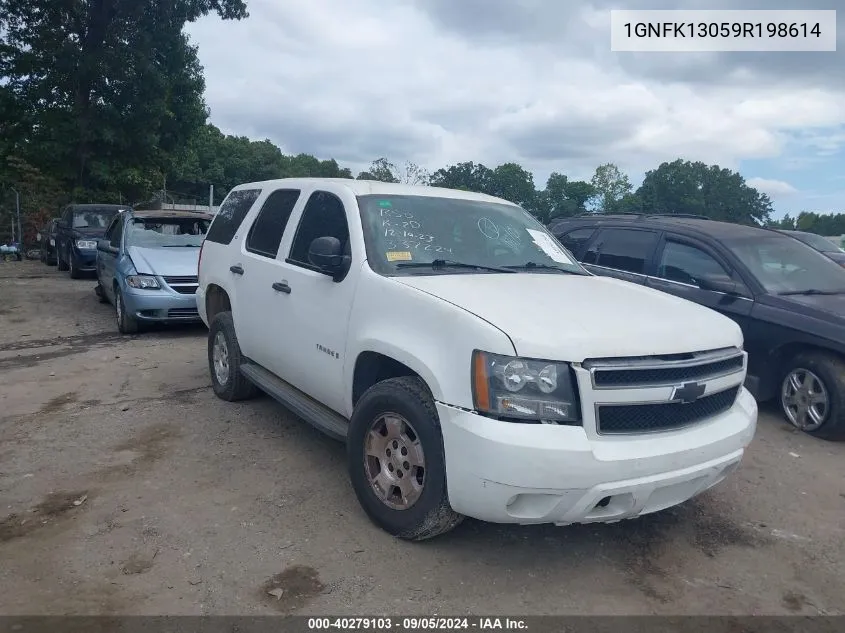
(56, 204, 127, 278)
(549, 213, 845, 441)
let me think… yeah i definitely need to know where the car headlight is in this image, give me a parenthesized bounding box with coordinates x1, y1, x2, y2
(76, 239, 97, 249)
(49, 238, 55, 246)
(126, 275, 160, 289)
(471, 350, 581, 424)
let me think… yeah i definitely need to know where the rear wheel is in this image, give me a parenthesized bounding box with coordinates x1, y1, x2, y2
(207, 311, 259, 401)
(780, 351, 845, 440)
(347, 376, 463, 540)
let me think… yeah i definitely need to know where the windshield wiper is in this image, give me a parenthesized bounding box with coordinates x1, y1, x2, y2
(161, 244, 201, 248)
(395, 259, 515, 273)
(504, 262, 583, 274)
(778, 288, 845, 296)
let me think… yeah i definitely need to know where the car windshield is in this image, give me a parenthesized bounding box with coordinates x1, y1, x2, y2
(357, 194, 587, 275)
(727, 234, 845, 294)
(73, 209, 118, 228)
(788, 231, 841, 253)
(126, 217, 210, 248)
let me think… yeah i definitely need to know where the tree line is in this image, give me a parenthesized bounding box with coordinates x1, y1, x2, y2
(0, 0, 840, 242)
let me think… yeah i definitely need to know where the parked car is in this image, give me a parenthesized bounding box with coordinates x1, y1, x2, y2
(549, 213, 845, 441)
(56, 204, 128, 278)
(38, 219, 60, 265)
(95, 209, 212, 333)
(775, 229, 845, 267)
(196, 179, 757, 540)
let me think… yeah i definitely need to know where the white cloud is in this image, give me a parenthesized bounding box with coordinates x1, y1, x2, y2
(186, 0, 845, 191)
(747, 177, 798, 197)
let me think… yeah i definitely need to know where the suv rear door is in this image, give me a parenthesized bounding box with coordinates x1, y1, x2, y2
(580, 226, 661, 285)
(647, 233, 754, 323)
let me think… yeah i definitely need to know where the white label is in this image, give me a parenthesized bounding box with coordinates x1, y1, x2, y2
(610, 10, 836, 52)
(526, 229, 573, 265)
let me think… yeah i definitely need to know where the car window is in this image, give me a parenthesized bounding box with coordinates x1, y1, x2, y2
(205, 189, 262, 245)
(245, 189, 301, 258)
(558, 227, 595, 257)
(109, 214, 125, 248)
(73, 209, 117, 228)
(126, 217, 209, 248)
(288, 191, 349, 265)
(583, 228, 659, 274)
(657, 240, 732, 286)
(104, 215, 119, 242)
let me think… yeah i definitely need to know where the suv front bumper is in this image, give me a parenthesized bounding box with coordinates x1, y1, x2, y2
(437, 386, 757, 525)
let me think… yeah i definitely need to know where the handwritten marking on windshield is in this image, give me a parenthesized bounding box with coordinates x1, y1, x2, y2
(477, 217, 499, 240)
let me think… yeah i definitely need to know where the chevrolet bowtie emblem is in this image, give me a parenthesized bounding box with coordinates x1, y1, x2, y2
(670, 381, 706, 404)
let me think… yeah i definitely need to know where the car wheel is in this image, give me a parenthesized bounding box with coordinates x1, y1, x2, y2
(780, 351, 845, 441)
(57, 248, 68, 271)
(114, 286, 139, 334)
(69, 251, 81, 279)
(347, 376, 464, 540)
(207, 311, 259, 401)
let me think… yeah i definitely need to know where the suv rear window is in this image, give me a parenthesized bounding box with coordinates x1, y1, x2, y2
(206, 189, 262, 245)
(583, 228, 659, 274)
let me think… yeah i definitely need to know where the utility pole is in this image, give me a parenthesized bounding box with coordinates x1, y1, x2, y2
(11, 188, 21, 246)
(209, 184, 214, 212)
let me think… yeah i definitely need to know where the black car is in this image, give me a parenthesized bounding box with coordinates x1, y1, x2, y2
(775, 229, 845, 267)
(56, 204, 128, 278)
(38, 218, 60, 265)
(549, 213, 845, 441)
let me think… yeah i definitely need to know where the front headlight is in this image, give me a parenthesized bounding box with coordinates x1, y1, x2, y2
(471, 350, 581, 424)
(126, 275, 160, 289)
(76, 239, 97, 249)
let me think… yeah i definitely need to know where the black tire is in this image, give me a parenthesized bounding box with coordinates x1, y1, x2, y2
(207, 311, 259, 401)
(114, 286, 139, 334)
(780, 351, 845, 441)
(69, 251, 81, 279)
(57, 247, 68, 271)
(347, 376, 464, 541)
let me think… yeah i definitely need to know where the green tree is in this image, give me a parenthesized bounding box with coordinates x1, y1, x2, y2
(590, 163, 632, 213)
(542, 172, 596, 221)
(429, 161, 495, 193)
(357, 158, 399, 183)
(0, 0, 249, 200)
(637, 159, 773, 225)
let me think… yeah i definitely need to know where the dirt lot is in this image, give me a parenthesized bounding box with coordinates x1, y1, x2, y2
(0, 259, 843, 616)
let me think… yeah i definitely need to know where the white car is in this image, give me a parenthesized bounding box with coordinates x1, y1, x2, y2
(196, 178, 758, 540)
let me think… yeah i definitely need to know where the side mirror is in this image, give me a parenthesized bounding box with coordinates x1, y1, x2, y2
(697, 274, 739, 295)
(308, 236, 349, 281)
(97, 239, 110, 251)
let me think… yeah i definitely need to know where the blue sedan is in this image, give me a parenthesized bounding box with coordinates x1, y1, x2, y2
(95, 209, 212, 333)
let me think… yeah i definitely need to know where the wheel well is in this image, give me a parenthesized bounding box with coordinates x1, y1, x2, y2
(352, 352, 421, 406)
(772, 342, 843, 370)
(205, 284, 231, 323)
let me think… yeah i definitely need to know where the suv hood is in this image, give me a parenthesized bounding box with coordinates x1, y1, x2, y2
(128, 245, 200, 277)
(395, 273, 743, 361)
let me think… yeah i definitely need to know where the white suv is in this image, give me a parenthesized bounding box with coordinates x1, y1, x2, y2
(196, 178, 758, 540)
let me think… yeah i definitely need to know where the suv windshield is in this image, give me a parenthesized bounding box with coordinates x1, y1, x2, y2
(357, 194, 587, 275)
(73, 209, 119, 228)
(727, 234, 845, 294)
(126, 217, 209, 248)
(787, 231, 842, 253)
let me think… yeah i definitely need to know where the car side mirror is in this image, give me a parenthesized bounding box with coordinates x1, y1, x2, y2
(308, 236, 350, 281)
(697, 274, 739, 295)
(97, 239, 110, 251)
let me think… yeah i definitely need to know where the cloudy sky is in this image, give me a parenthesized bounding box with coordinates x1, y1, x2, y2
(186, 0, 844, 218)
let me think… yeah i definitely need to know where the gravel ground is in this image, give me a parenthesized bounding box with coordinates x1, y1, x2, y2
(0, 259, 843, 616)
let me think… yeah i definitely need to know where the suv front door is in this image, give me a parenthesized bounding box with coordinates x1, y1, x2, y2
(581, 227, 661, 285)
(647, 234, 754, 327)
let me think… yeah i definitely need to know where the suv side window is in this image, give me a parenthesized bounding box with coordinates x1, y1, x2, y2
(288, 191, 349, 266)
(206, 189, 262, 245)
(62, 206, 73, 224)
(583, 228, 659, 274)
(109, 214, 125, 248)
(245, 189, 301, 258)
(558, 227, 595, 257)
(657, 240, 731, 286)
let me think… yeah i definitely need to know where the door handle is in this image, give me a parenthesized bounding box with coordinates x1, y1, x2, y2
(272, 282, 291, 294)
(229, 264, 244, 275)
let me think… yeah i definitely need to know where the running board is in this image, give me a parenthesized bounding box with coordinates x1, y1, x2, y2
(240, 362, 349, 442)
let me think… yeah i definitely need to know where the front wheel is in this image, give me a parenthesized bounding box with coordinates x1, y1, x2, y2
(780, 351, 845, 441)
(347, 376, 463, 540)
(69, 251, 81, 278)
(114, 286, 139, 334)
(57, 246, 68, 271)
